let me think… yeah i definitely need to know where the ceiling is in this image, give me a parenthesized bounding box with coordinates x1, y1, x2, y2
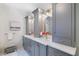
(5, 3, 52, 16)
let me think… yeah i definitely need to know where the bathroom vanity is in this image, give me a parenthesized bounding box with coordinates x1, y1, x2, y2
(23, 35, 76, 56)
(24, 3, 76, 56)
(23, 35, 47, 56)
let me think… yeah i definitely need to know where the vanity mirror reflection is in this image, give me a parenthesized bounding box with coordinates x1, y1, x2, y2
(32, 5, 52, 40)
(28, 15, 34, 36)
(25, 15, 34, 36)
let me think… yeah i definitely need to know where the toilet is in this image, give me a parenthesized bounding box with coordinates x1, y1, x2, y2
(4, 32, 29, 56)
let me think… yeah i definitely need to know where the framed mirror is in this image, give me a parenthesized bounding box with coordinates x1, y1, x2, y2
(25, 15, 34, 36)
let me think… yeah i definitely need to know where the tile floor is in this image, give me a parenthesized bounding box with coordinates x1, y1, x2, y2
(5, 49, 29, 56)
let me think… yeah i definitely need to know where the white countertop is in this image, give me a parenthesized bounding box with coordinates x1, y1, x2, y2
(24, 35, 76, 56)
(24, 35, 49, 46)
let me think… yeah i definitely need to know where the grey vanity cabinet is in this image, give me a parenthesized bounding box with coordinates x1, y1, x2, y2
(23, 37, 73, 56)
(23, 37, 47, 56)
(23, 37, 38, 56)
(34, 41, 40, 56)
(23, 37, 35, 56)
(32, 41, 47, 56)
(39, 44, 46, 56)
(48, 46, 71, 56)
(31, 40, 35, 56)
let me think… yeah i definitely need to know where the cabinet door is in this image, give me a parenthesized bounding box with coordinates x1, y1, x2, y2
(53, 3, 74, 46)
(23, 37, 40, 56)
(34, 42, 40, 56)
(39, 43, 46, 56)
(32, 41, 47, 56)
(48, 46, 71, 56)
(23, 37, 32, 56)
(31, 40, 35, 56)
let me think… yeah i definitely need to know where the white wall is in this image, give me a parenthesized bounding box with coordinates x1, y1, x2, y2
(7, 6, 26, 49)
(0, 4, 9, 49)
(0, 4, 26, 52)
